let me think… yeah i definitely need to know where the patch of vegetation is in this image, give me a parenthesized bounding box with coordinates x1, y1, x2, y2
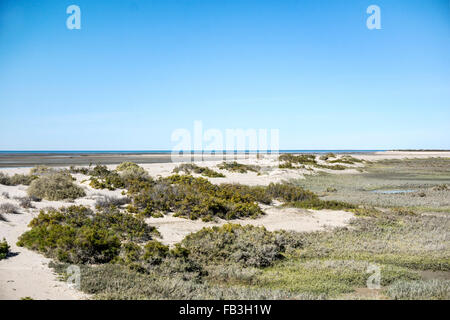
(0, 172, 37, 186)
(0, 238, 10, 260)
(27, 172, 85, 200)
(173, 163, 225, 178)
(218, 161, 260, 173)
(181, 224, 303, 268)
(385, 280, 450, 300)
(129, 175, 264, 220)
(95, 196, 131, 210)
(319, 153, 336, 161)
(17, 206, 158, 264)
(0, 203, 20, 214)
(15, 196, 35, 209)
(89, 163, 151, 190)
(129, 173, 363, 220)
(328, 155, 364, 165)
(51, 262, 313, 300)
(278, 154, 348, 171)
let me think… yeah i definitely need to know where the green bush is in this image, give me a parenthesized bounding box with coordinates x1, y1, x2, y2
(17, 206, 158, 264)
(89, 163, 151, 190)
(0, 238, 10, 260)
(181, 224, 303, 267)
(130, 175, 264, 220)
(27, 172, 85, 200)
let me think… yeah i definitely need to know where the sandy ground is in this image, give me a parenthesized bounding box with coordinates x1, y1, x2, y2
(0, 150, 449, 300)
(147, 205, 354, 246)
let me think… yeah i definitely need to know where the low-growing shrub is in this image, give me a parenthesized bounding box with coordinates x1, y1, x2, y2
(15, 197, 35, 209)
(0, 203, 20, 214)
(181, 224, 304, 267)
(319, 153, 336, 161)
(28, 172, 85, 200)
(130, 175, 264, 220)
(95, 196, 131, 209)
(0, 172, 37, 186)
(173, 163, 225, 178)
(0, 238, 10, 260)
(17, 206, 158, 264)
(218, 162, 260, 173)
(89, 163, 151, 190)
(328, 155, 363, 165)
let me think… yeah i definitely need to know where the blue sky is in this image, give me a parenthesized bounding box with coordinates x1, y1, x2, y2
(0, 0, 449, 150)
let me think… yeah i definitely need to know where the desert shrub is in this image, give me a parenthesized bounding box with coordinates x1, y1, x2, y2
(15, 196, 35, 209)
(130, 175, 264, 220)
(95, 196, 131, 209)
(27, 172, 85, 200)
(0, 203, 20, 214)
(118, 164, 151, 189)
(17, 206, 158, 264)
(0, 172, 36, 186)
(319, 153, 336, 161)
(0, 238, 10, 260)
(69, 166, 89, 175)
(265, 183, 316, 202)
(89, 163, 151, 190)
(173, 163, 225, 178)
(181, 224, 303, 267)
(218, 162, 260, 173)
(29, 165, 51, 175)
(386, 280, 450, 300)
(89, 165, 125, 190)
(279, 154, 317, 166)
(328, 155, 363, 165)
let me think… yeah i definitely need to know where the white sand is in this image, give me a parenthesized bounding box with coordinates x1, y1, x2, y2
(0, 150, 448, 300)
(148, 205, 353, 246)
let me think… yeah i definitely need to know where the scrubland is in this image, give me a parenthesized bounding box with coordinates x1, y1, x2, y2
(0, 153, 449, 300)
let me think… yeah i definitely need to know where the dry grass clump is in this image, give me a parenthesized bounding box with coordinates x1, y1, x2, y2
(27, 172, 85, 200)
(15, 196, 35, 209)
(0, 172, 37, 186)
(386, 280, 450, 300)
(95, 196, 131, 209)
(0, 203, 20, 214)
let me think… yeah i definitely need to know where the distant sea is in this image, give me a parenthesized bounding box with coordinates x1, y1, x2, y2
(0, 150, 385, 154)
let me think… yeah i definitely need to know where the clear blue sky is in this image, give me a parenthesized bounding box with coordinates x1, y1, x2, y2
(0, 0, 449, 150)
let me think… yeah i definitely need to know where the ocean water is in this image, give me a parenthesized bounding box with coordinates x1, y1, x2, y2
(0, 150, 385, 154)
